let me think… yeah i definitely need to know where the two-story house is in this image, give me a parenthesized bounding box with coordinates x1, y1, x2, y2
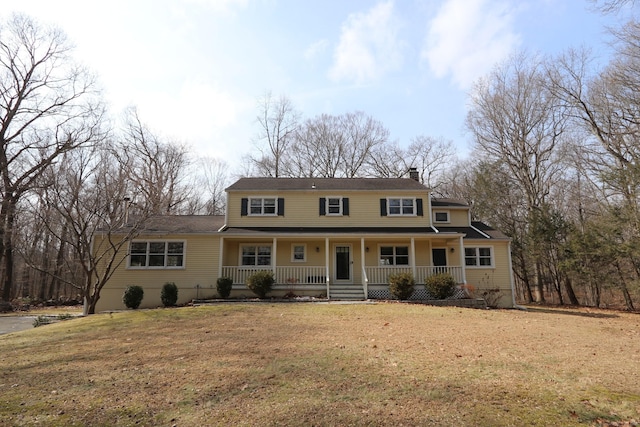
(94, 173, 515, 311)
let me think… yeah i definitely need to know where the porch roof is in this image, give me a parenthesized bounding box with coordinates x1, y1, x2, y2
(220, 226, 464, 237)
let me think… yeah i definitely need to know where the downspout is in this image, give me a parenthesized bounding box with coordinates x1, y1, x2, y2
(218, 237, 224, 284)
(508, 240, 527, 310)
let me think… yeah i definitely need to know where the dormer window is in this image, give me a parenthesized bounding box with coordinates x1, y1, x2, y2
(433, 211, 450, 223)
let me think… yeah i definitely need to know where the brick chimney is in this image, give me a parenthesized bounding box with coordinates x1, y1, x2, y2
(409, 167, 419, 181)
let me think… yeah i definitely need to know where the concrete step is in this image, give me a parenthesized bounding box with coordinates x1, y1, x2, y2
(329, 286, 365, 300)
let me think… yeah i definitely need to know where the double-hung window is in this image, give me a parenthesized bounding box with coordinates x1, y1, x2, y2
(129, 241, 185, 268)
(379, 246, 410, 266)
(388, 198, 415, 216)
(250, 197, 276, 215)
(327, 197, 342, 215)
(464, 247, 493, 267)
(241, 245, 272, 266)
(292, 244, 306, 262)
(319, 197, 349, 216)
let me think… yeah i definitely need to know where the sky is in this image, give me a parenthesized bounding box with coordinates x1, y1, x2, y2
(1, 0, 636, 171)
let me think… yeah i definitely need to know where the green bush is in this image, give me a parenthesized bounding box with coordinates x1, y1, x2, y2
(33, 315, 51, 328)
(388, 272, 416, 300)
(425, 273, 456, 300)
(123, 285, 144, 309)
(216, 277, 233, 299)
(161, 282, 178, 307)
(246, 270, 274, 299)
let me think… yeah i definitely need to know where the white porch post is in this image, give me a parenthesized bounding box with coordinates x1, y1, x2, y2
(459, 235, 466, 284)
(272, 238, 277, 278)
(410, 238, 416, 278)
(325, 237, 330, 298)
(360, 238, 367, 298)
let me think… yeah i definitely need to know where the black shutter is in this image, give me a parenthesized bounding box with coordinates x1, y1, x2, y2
(277, 198, 285, 216)
(416, 198, 423, 216)
(380, 199, 387, 216)
(342, 198, 349, 215)
(241, 198, 248, 216)
(319, 198, 326, 216)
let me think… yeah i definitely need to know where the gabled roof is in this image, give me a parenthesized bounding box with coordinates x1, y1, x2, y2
(226, 177, 428, 191)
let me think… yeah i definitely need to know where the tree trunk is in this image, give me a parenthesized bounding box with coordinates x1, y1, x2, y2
(534, 260, 546, 303)
(1, 199, 16, 302)
(564, 276, 579, 305)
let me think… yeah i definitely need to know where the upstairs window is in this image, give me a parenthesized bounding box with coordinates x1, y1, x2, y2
(388, 198, 415, 216)
(241, 197, 284, 216)
(129, 241, 184, 268)
(319, 197, 350, 216)
(250, 197, 276, 215)
(464, 247, 493, 267)
(241, 245, 272, 266)
(379, 246, 410, 265)
(434, 211, 450, 223)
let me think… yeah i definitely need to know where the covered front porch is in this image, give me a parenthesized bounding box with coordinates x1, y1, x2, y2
(218, 233, 468, 300)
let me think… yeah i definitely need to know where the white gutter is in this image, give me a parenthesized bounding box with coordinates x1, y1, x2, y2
(470, 224, 491, 239)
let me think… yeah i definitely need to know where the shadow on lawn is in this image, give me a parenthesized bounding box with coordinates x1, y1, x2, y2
(526, 306, 620, 319)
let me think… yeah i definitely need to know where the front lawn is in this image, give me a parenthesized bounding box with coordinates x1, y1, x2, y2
(0, 303, 638, 426)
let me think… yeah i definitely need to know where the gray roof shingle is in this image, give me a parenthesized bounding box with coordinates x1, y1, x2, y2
(226, 177, 428, 191)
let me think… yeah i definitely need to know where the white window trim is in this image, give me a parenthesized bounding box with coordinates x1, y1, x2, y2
(378, 243, 411, 266)
(464, 246, 494, 268)
(128, 240, 186, 269)
(387, 197, 416, 216)
(239, 243, 273, 266)
(248, 196, 278, 216)
(326, 196, 343, 216)
(433, 210, 450, 223)
(291, 243, 307, 262)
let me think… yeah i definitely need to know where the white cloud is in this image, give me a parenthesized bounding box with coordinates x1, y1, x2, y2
(329, 1, 403, 85)
(422, 0, 521, 89)
(304, 39, 329, 61)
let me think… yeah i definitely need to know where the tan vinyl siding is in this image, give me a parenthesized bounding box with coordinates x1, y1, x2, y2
(227, 190, 432, 228)
(463, 240, 513, 308)
(95, 234, 221, 312)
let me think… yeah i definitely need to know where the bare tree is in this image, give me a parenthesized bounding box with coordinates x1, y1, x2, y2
(249, 92, 300, 177)
(467, 51, 569, 302)
(0, 14, 104, 301)
(28, 144, 148, 314)
(191, 157, 229, 215)
(117, 108, 192, 214)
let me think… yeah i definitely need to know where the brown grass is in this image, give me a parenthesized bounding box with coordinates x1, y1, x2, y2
(0, 303, 639, 426)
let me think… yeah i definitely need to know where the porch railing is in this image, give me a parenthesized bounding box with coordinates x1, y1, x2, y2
(364, 266, 464, 285)
(221, 266, 326, 286)
(222, 265, 464, 286)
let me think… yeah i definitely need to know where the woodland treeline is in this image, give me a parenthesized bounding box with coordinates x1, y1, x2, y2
(2, 4, 640, 312)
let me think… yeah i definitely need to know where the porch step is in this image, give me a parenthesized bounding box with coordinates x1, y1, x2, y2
(329, 285, 366, 301)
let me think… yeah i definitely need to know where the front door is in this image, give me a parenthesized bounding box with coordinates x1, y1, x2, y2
(335, 245, 351, 282)
(432, 248, 447, 274)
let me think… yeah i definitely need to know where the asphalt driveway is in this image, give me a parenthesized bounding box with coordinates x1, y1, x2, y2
(0, 316, 35, 335)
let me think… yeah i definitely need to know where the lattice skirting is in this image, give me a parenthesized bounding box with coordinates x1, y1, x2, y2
(367, 286, 466, 300)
